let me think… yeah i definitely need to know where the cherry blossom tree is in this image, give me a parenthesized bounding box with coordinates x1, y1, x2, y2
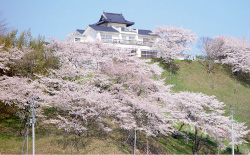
(0, 12, 8, 36)
(0, 46, 26, 74)
(0, 75, 47, 108)
(0, 75, 51, 134)
(229, 122, 250, 153)
(151, 26, 197, 61)
(0, 36, 249, 153)
(198, 37, 218, 73)
(166, 92, 231, 153)
(42, 42, 175, 136)
(204, 36, 250, 73)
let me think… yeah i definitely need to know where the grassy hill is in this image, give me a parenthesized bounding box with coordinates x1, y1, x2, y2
(159, 60, 250, 126)
(0, 115, 223, 154)
(0, 60, 250, 154)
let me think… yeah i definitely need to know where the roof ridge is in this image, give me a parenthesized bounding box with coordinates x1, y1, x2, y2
(138, 29, 152, 31)
(89, 24, 119, 33)
(103, 12, 122, 15)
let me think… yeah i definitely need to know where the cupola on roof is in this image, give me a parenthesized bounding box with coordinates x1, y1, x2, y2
(94, 12, 134, 27)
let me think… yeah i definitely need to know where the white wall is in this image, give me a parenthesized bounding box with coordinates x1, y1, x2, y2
(86, 27, 98, 42)
(100, 32, 120, 40)
(72, 25, 156, 58)
(107, 23, 127, 28)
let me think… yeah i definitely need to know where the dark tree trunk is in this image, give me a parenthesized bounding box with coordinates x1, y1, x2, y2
(192, 127, 203, 154)
(178, 123, 185, 131)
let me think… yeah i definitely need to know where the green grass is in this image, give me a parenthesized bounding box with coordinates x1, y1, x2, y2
(0, 113, 224, 154)
(157, 60, 250, 153)
(160, 60, 250, 125)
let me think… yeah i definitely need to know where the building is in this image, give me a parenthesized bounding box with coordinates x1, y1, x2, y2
(72, 12, 157, 58)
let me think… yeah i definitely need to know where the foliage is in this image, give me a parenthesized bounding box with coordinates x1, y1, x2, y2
(0, 13, 8, 36)
(0, 30, 18, 50)
(198, 37, 216, 73)
(0, 30, 59, 77)
(151, 25, 197, 62)
(202, 36, 250, 73)
(0, 32, 249, 154)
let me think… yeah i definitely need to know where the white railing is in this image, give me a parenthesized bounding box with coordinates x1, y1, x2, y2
(101, 39, 154, 46)
(113, 39, 154, 46)
(121, 27, 137, 33)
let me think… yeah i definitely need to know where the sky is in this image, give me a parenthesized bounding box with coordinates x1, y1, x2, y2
(1, 0, 250, 55)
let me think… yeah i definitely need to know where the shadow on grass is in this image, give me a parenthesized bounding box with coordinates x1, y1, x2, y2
(222, 64, 250, 88)
(151, 58, 180, 75)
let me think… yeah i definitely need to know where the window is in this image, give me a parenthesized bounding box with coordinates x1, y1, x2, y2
(101, 34, 112, 43)
(122, 36, 127, 40)
(101, 34, 112, 39)
(129, 36, 134, 40)
(115, 26, 124, 29)
(127, 49, 137, 56)
(141, 50, 157, 58)
(143, 38, 149, 42)
(75, 38, 80, 42)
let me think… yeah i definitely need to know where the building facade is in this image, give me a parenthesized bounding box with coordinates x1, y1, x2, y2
(72, 12, 157, 58)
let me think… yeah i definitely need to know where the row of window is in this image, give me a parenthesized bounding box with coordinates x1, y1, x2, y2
(141, 50, 158, 58)
(75, 38, 80, 42)
(101, 34, 150, 42)
(122, 36, 135, 40)
(74, 36, 151, 42)
(101, 34, 112, 39)
(128, 49, 157, 58)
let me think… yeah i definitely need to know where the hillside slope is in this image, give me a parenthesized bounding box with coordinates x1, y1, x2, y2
(160, 60, 250, 128)
(0, 60, 250, 154)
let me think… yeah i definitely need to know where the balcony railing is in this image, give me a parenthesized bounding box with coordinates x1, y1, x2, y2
(101, 39, 154, 46)
(102, 38, 113, 43)
(121, 27, 137, 33)
(114, 39, 154, 46)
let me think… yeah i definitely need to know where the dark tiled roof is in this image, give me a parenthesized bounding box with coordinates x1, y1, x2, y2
(89, 25, 119, 33)
(95, 12, 134, 27)
(138, 29, 153, 35)
(76, 29, 85, 34)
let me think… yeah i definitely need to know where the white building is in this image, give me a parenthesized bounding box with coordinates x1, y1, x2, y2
(72, 12, 157, 58)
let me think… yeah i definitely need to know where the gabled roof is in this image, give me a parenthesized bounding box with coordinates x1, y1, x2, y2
(89, 25, 119, 33)
(76, 29, 85, 34)
(95, 12, 134, 27)
(138, 29, 153, 36)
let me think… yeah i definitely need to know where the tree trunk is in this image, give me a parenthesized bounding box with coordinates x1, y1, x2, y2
(192, 128, 198, 154)
(178, 123, 185, 131)
(169, 64, 172, 80)
(192, 127, 203, 154)
(236, 145, 239, 153)
(75, 136, 79, 152)
(173, 123, 185, 138)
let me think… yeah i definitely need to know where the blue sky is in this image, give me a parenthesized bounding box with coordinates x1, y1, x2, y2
(1, 0, 250, 55)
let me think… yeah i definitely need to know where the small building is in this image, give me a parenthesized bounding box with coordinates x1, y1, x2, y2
(72, 12, 157, 58)
(184, 55, 196, 61)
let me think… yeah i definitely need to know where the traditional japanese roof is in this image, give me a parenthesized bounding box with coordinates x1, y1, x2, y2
(89, 25, 119, 33)
(95, 12, 134, 27)
(138, 29, 153, 35)
(76, 29, 85, 34)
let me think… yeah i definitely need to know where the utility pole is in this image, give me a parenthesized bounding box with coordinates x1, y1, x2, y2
(134, 127, 137, 155)
(123, 127, 137, 155)
(31, 97, 36, 155)
(27, 97, 39, 155)
(231, 108, 234, 155)
(27, 128, 29, 155)
(146, 134, 149, 155)
(21, 127, 28, 155)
